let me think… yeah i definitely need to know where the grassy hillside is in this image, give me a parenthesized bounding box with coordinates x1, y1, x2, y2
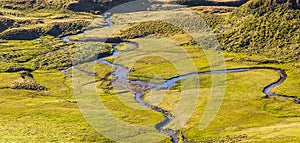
(193, 0, 300, 62)
(0, 0, 156, 40)
(0, 36, 113, 72)
(112, 20, 194, 45)
(109, 0, 299, 63)
(0, 0, 100, 40)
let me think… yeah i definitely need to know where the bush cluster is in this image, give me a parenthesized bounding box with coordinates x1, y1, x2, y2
(12, 79, 47, 91)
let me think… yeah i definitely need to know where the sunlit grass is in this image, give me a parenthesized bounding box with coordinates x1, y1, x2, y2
(0, 5, 299, 143)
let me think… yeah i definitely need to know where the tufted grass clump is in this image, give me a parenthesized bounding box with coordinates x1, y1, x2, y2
(12, 79, 47, 91)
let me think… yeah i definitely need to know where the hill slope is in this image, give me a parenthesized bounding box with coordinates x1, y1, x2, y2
(202, 0, 300, 62)
(0, 0, 97, 40)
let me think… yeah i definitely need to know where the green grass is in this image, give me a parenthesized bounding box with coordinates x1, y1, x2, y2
(116, 37, 197, 80)
(116, 42, 137, 52)
(0, 70, 114, 142)
(1, 36, 299, 142)
(0, 36, 73, 71)
(193, 0, 300, 62)
(0, 5, 96, 40)
(0, 36, 113, 71)
(110, 37, 300, 142)
(0, 3, 300, 143)
(176, 70, 300, 142)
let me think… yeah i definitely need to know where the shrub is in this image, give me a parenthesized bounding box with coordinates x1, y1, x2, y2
(12, 79, 47, 91)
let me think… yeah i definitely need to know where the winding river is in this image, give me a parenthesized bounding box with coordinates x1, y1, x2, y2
(61, 13, 300, 143)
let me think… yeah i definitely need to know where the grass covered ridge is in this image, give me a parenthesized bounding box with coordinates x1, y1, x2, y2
(113, 20, 194, 45)
(0, 36, 113, 72)
(0, 0, 108, 40)
(0, 9, 94, 40)
(193, 0, 300, 62)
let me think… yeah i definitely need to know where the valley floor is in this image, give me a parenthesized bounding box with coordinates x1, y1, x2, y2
(0, 5, 299, 143)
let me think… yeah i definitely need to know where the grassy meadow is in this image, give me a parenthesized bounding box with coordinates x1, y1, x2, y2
(0, 0, 299, 143)
(0, 70, 115, 142)
(112, 37, 300, 142)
